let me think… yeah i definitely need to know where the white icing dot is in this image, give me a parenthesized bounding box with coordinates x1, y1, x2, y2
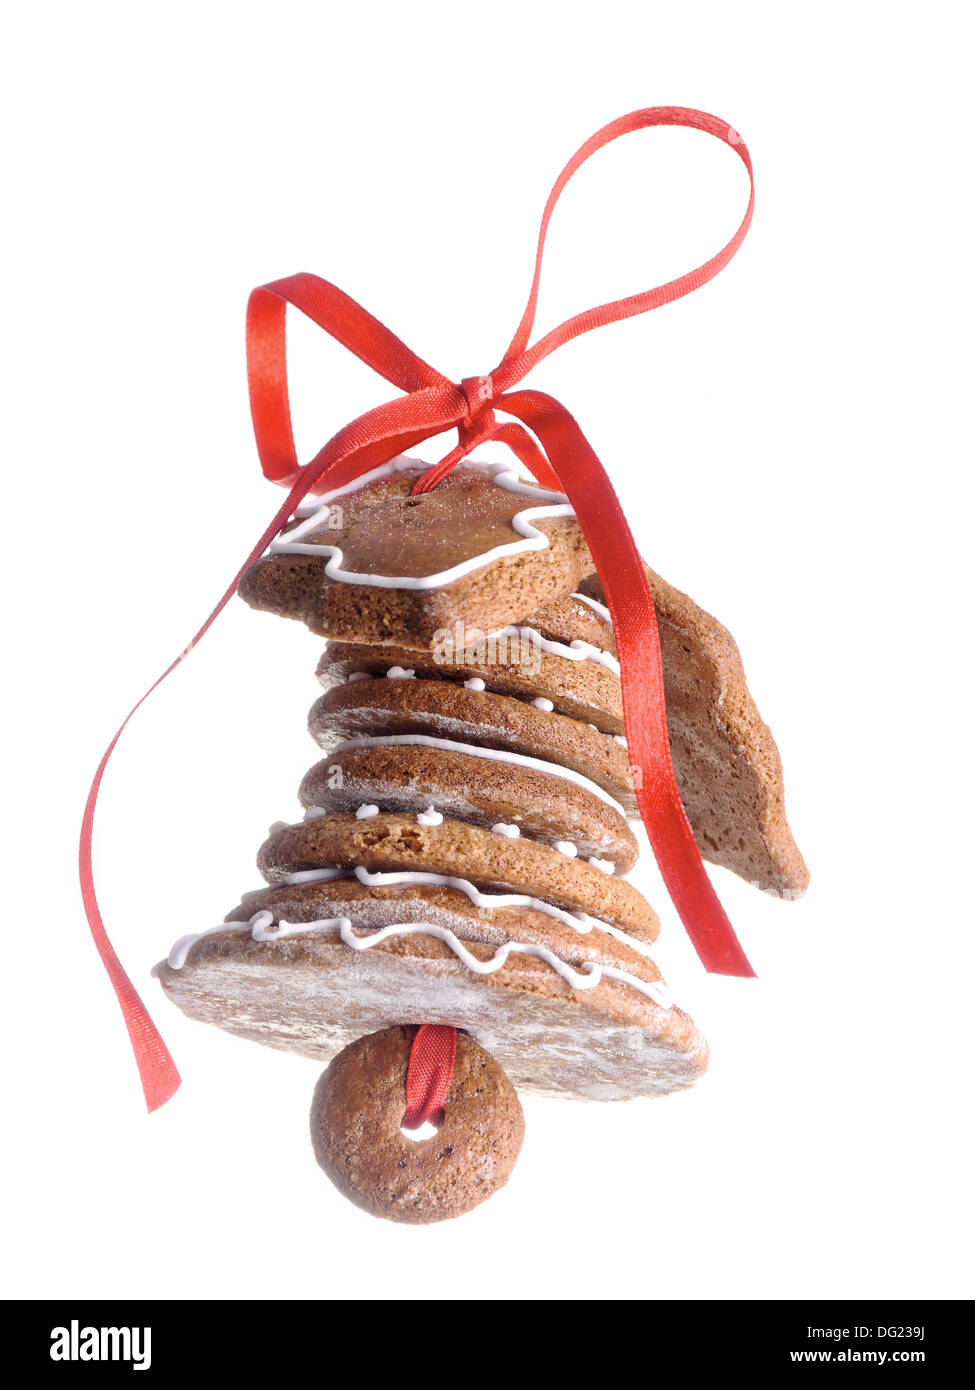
(267, 820, 289, 836)
(491, 822, 521, 839)
(464, 677, 486, 691)
(532, 697, 554, 711)
(356, 804, 380, 819)
(555, 841, 578, 858)
(303, 806, 328, 821)
(614, 734, 628, 746)
(588, 856, 615, 874)
(346, 672, 371, 682)
(417, 807, 444, 827)
(386, 666, 415, 679)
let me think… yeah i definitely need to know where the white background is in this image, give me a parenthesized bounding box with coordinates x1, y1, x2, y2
(3, 1, 972, 1301)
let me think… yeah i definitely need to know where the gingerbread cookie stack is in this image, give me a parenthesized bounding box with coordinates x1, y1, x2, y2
(154, 457, 807, 1222)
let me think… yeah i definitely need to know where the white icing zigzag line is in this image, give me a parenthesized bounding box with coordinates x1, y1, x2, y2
(331, 733, 627, 816)
(165, 910, 672, 1010)
(272, 864, 654, 958)
(271, 457, 573, 590)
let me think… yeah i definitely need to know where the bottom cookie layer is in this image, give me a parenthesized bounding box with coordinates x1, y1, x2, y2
(154, 931, 707, 1101)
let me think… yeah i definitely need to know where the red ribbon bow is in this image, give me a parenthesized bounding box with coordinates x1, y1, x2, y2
(81, 105, 756, 1115)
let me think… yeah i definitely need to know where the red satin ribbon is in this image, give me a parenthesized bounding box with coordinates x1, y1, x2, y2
(81, 105, 756, 1114)
(402, 1025, 458, 1129)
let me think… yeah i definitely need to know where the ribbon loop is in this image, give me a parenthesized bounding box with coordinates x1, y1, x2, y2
(493, 107, 753, 390)
(246, 273, 455, 488)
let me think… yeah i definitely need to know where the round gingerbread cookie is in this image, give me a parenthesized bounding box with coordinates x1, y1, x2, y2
(256, 812, 658, 940)
(297, 740, 637, 869)
(317, 640, 624, 734)
(310, 1027, 524, 1223)
(307, 676, 634, 810)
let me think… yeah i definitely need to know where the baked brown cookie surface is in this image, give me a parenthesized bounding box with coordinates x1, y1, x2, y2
(256, 812, 659, 940)
(224, 875, 666, 989)
(580, 567, 809, 897)
(525, 591, 618, 655)
(307, 677, 634, 809)
(317, 638, 624, 732)
(238, 460, 596, 648)
(310, 1028, 525, 1223)
(298, 741, 637, 869)
(154, 919, 705, 1101)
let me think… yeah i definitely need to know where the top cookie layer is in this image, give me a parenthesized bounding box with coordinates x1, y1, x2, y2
(238, 459, 596, 648)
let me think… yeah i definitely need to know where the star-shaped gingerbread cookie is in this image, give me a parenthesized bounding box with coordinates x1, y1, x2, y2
(239, 458, 595, 648)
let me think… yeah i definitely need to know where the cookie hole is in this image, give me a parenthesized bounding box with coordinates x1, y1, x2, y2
(402, 498, 424, 508)
(401, 1119, 440, 1142)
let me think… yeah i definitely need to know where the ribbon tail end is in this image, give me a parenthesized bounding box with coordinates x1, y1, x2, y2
(142, 1065, 182, 1114)
(708, 958, 758, 980)
(697, 937, 758, 979)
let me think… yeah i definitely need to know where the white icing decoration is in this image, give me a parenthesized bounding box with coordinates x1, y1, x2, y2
(332, 733, 626, 816)
(280, 867, 346, 885)
(532, 697, 554, 711)
(166, 919, 254, 970)
(251, 912, 347, 944)
(588, 856, 615, 875)
(303, 806, 328, 821)
(491, 822, 521, 839)
(272, 457, 573, 589)
(356, 804, 380, 819)
(490, 624, 620, 675)
(386, 666, 415, 679)
(167, 909, 671, 1009)
(267, 820, 289, 836)
(277, 864, 654, 958)
(571, 591, 612, 623)
(555, 841, 578, 858)
(346, 672, 372, 682)
(464, 677, 486, 691)
(416, 806, 444, 826)
(614, 734, 628, 747)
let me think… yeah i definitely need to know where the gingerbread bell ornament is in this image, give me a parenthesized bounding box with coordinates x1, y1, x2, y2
(82, 108, 807, 1224)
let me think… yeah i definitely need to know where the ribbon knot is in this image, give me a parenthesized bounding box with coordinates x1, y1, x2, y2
(412, 373, 501, 495)
(81, 106, 759, 1115)
(461, 374, 495, 428)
